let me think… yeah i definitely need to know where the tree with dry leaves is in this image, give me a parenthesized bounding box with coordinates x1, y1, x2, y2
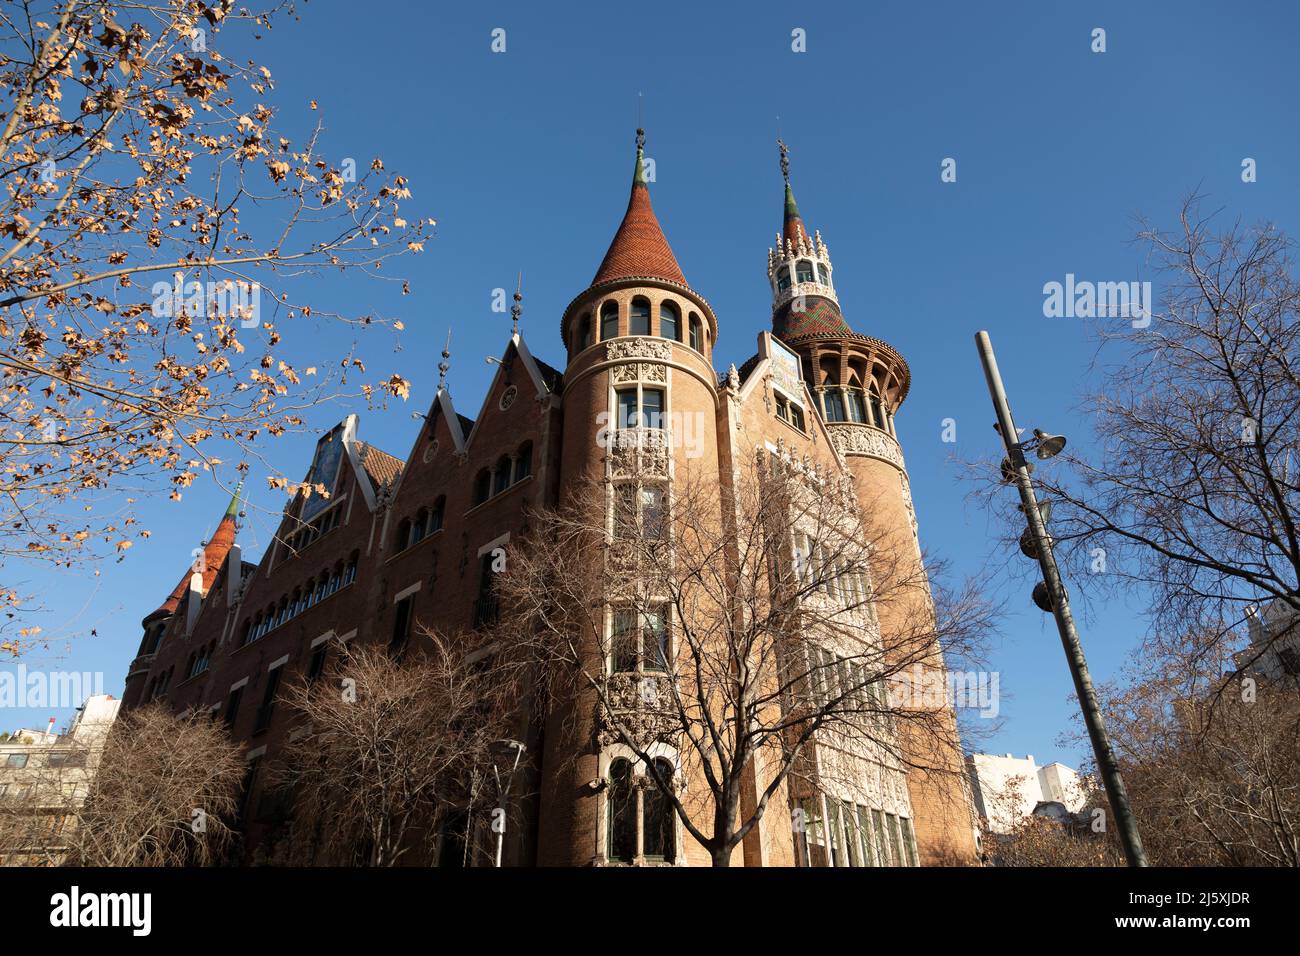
(492, 451, 992, 867)
(1025, 197, 1300, 698)
(268, 636, 515, 867)
(0, 0, 430, 650)
(48, 702, 247, 866)
(1071, 635, 1300, 867)
(976, 774, 1120, 867)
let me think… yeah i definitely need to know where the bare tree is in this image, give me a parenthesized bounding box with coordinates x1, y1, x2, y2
(978, 775, 1120, 867)
(1073, 636, 1300, 867)
(492, 450, 992, 867)
(1028, 196, 1300, 691)
(271, 635, 514, 867)
(0, 0, 431, 648)
(52, 703, 246, 866)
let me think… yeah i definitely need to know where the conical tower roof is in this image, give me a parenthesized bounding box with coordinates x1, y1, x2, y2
(144, 481, 243, 622)
(591, 130, 686, 287)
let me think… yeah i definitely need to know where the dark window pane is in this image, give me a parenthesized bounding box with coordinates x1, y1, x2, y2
(630, 300, 650, 335)
(643, 759, 675, 861)
(608, 759, 636, 863)
(659, 302, 679, 340)
(600, 303, 619, 341)
(641, 389, 663, 430)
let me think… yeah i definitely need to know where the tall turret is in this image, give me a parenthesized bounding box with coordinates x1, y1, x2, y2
(768, 141, 978, 865)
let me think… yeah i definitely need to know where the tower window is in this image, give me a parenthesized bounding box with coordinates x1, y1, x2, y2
(659, 301, 680, 341)
(817, 263, 832, 288)
(847, 390, 867, 423)
(610, 606, 669, 673)
(492, 455, 512, 496)
(796, 260, 814, 284)
(615, 387, 664, 430)
(600, 302, 619, 341)
(630, 298, 651, 336)
(607, 758, 636, 863)
(643, 758, 675, 861)
(688, 315, 702, 352)
(823, 390, 846, 422)
(869, 389, 885, 430)
(577, 314, 592, 351)
(777, 265, 791, 293)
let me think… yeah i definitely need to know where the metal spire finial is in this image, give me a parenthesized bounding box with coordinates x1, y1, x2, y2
(777, 137, 791, 185)
(437, 328, 452, 390)
(511, 272, 522, 336)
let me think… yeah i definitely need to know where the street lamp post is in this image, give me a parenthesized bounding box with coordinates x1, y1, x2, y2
(975, 330, 1148, 867)
(491, 738, 526, 868)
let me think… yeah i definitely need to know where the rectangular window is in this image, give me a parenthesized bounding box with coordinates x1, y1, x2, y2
(643, 606, 668, 672)
(612, 609, 638, 673)
(887, 813, 904, 868)
(641, 486, 665, 541)
(224, 686, 244, 730)
(254, 669, 282, 733)
(6, 753, 29, 769)
(900, 816, 919, 867)
(872, 809, 889, 865)
(827, 800, 842, 866)
(616, 388, 638, 430)
(390, 596, 414, 654)
(856, 805, 876, 866)
(307, 644, 328, 683)
(823, 390, 846, 422)
(613, 483, 637, 540)
(474, 554, 498, 628)
(842, 800, 859, 866)
(640, 388, 663, 429)
(689, 318, 701, 351)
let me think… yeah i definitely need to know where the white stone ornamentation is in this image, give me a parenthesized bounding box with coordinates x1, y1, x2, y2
(827, 423, 905, 471)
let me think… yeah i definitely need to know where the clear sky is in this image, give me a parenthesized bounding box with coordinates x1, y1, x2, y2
(5, 0, 1299, 768)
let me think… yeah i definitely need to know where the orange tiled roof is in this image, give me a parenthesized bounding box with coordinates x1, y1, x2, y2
(354, 441, 404, 494)
(592, 154, 686, 288)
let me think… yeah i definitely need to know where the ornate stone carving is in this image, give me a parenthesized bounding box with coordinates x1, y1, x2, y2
(597, 673, 677, 748)
(827, 423, 905, 471)
(605, 339, 674, 362)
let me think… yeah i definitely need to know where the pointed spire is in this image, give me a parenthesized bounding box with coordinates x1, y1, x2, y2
(437, 328, 451, 391)
(511, 272, 522, 336)
(778, 138, 809, 247)
(145, 483, 243, 621)
(591, 128, 686, 287)
(224, 477, 244, 520)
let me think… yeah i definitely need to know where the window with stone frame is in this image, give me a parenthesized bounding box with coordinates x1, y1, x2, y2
(610, 606, 669, 674)
(606, 755, 676, 864)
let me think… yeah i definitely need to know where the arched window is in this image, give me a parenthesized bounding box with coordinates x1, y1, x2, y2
(473, 469, 491, 506)
(600, 301, 619, 341)
(577, 314, 592, 351)
(515, 442, 532, 481)
(816, 262, 832, 288)
(313, 575, 329, 604)
(777, 265, 792, 293)
(492, 455, 512, 496)
(239, 619, 253, 647)
(429, 496, 445, 534)
(796, 259, 814, 284)
(658, 301, 679, 341)
(293, 589, 308, 617)
(688, 314, 702, 352)
(327, 566, 342, 596)
(413, 509, 429, 544)
(643, 758, 675, 862)
(343, 554, 358, 587)
(630, 297, 651, 336)
(395, 518, 412, 551)
(607, 758, 636, 864)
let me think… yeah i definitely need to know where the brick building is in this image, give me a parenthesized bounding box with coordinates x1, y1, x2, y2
(120, 132, 979, 866)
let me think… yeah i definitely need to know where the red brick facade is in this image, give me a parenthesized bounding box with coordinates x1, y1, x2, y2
(121, 135, 978, 867)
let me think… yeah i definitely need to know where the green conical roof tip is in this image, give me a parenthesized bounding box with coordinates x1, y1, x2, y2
(225, 477, 245, 519)
(784, 182, 800, 220)
(633, 134, 648, 187)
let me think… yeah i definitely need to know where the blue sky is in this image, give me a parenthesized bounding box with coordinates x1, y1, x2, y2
(5, 0, 1300, 768)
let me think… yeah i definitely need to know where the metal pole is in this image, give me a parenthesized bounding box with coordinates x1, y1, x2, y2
(974, 330, 1148, 867)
